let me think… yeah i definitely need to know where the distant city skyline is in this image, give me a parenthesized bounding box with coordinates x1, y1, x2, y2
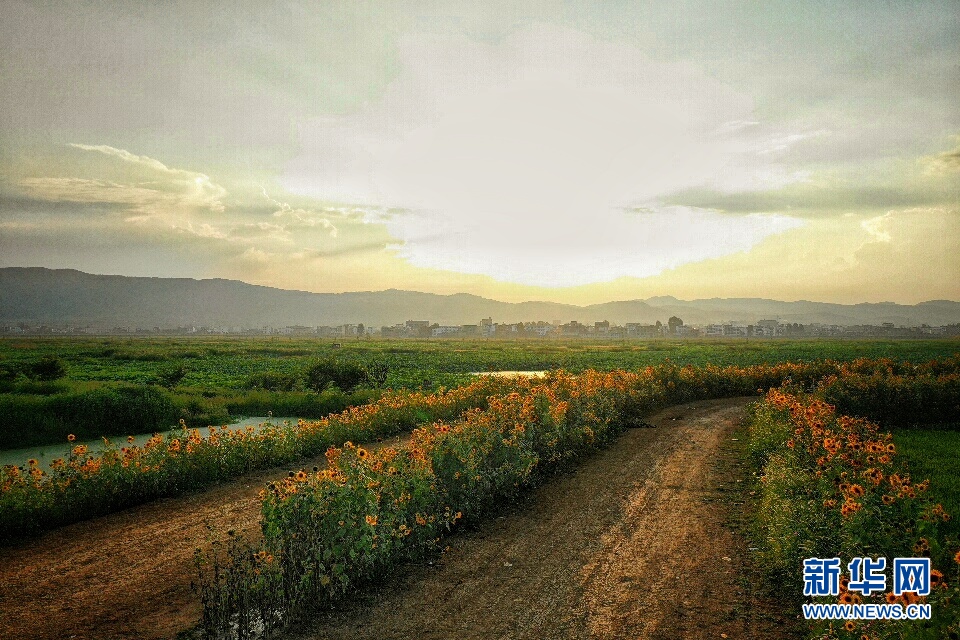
(1, 2, 958, 304)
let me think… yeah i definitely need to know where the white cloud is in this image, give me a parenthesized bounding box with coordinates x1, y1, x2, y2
(18, 145, 227, 223)
(861, 214, 892, 243)
(382, 205, 802, 287)
(281, 26, 807, 286)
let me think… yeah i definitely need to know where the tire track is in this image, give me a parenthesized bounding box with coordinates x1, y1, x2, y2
(293, 397, 795, 640)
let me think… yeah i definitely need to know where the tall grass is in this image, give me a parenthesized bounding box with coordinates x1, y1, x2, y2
(0, 385, 178, 449)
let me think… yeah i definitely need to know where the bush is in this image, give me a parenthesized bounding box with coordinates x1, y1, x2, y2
(364, 360, 390, 388)
(304, 359, 367, 393)
(31, 355, 67, 381)
(244, 371, 299, 392)
(225, 388, 377, 419)
(155, 362, 188, 388)
(0, 385, 179, 449)
(818, 372, 960, 429)
(49, 386, 179, 436)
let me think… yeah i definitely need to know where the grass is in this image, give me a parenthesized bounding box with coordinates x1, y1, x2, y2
(895, 429, 960, 542)
(1, 336, 957, 449)
(3, 336, 959, 390)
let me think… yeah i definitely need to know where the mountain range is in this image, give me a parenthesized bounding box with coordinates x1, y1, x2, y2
(2, 268, 959, 329)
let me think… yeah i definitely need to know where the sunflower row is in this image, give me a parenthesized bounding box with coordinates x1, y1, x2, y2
(748, 389, 960, 639)
(195, 361, 945, 639)
(195, 370, 652, 637)
(0, 374, 520, 541)
(3, 357, 958, 544)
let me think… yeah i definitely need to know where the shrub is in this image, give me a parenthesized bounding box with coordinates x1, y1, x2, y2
(244, 371, 299, 392)
(364, 360, 390, 388)
(31, 355, 67, 381)
(304, 359, 367, 393)
(155, 362, 188, 388)
(49, 386, 178, 436)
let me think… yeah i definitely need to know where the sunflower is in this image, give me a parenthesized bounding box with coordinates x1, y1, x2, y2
(67, 434, 76, 442)
(931, 569, 945, 588)
(365, 515, 378, 527)
(844, 621, 856, 632)
(884, 592, 898, 604)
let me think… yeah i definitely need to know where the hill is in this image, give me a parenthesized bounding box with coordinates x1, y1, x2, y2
(1, 268, 959, 329)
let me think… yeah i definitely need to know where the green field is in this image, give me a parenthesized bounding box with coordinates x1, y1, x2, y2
(4, 336, 959, 387)
(1, 337, 957, 449)
(895, 429, 960, 542)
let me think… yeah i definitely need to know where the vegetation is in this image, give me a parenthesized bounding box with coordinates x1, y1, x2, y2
(2, 338, 959, 636)
(895, 430, 960, 544)
(304, 358, 368, 392)
(746, 389, 959, 639)
(0, 376, 519, 541)
(1, 337, 957, 450)
(192, 357, 960, 639)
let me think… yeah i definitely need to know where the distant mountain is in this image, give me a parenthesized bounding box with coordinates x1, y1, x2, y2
(1, 268, 959, 329)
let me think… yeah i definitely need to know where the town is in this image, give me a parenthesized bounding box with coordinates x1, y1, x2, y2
(4, 317, 958, 339)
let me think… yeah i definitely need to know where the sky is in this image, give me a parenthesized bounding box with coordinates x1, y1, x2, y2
(0, 1, 958, 305)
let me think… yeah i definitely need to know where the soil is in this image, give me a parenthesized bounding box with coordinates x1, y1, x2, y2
(0, 398, 800, 640)
(0, 435, 408, 640)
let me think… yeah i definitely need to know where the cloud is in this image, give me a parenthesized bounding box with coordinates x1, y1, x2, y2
(663, 177, 959, 216)
(861, 214, 892, 243)
(15, 145, 228, 218)
(260, 187, 339, 238)
(923, 141, 960, 175)
(68, 144, 190, 175)
(281, 26, 809, 286)
(378, 205, 802, 287)
(17, 178, 170, 208)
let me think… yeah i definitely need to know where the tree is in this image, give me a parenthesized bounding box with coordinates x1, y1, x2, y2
(667, 316, 684, 335)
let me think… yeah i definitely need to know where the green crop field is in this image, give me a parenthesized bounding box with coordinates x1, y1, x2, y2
(0, 336, 957, 450)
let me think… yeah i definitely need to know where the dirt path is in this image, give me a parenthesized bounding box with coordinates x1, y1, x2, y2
(290, 397, 798, 640)
(0, 435, 409, 640)
(0, 398, 798, 640)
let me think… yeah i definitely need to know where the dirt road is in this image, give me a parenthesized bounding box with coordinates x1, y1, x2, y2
(0, 436, 408, 640)
(292, 397, 797, 640)
(0, 398, 798, 640)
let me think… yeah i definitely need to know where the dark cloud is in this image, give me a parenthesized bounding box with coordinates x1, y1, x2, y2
(662, 182, 960, 216)
(929, 145, 960, 172)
